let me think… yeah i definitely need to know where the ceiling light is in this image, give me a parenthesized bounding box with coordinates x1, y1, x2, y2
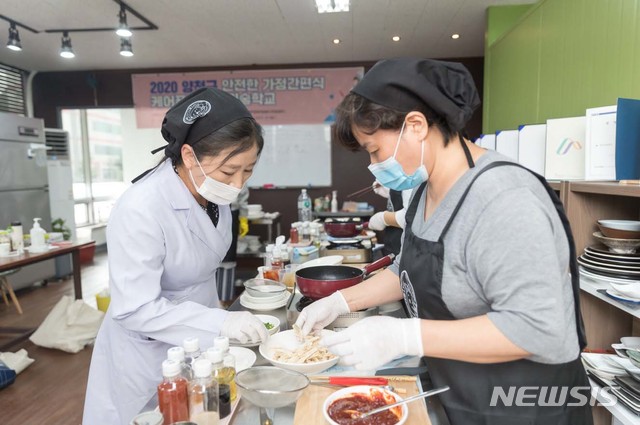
(6, 22, 22, 51)
(451, 33, 460, 39)
(119, 38, 133, 57)
(392, 35, 401, 42)
(60, 31, 75, 59)
(116, 5, 132, 37)
(333, 38, 341, 44)
(315, 0, 350, 14)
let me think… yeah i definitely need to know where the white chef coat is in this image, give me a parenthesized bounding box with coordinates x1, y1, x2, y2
(83, 160, 232, 425)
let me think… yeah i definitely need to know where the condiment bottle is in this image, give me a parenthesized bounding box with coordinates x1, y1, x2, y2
(29, 218, 46, 252)
(183, 337, 201, 367)
(264, 244, 274, 267)
(289, 225, 299, 244)
(213, 336, 237, 401)
(10, 221, 23, 253)
(189, 359, 219, 425)
(167, 346, 193, 381)
(157, 359, 189, 425)
(205, 348, 231, 419)
(331, 190, 338, 213)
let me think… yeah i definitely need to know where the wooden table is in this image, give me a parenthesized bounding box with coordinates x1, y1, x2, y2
(0, 240, 95, 301)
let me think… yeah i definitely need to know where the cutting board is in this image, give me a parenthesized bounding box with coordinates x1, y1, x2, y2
(293, 377, 431, 425)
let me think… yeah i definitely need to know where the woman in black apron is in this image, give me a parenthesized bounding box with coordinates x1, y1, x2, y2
(295, 58, 593, 424)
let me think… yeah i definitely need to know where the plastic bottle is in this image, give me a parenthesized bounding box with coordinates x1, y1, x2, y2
(213, 336, 237, 402)
(264, 244, 274, 267)
(183, 337, 201, 367)
(205, 348, 231, 419)
(167, 346, 193, 381)
(301, 222, 310, 242)
(189, 359, 220, 425)
(297, 189, 313, 222)
(157, 359, 189, 424)
(331, 190, 338, 213)
(10, 221, 23, 253)
(289, 225, 299, 244)
(29, 218, 46, 252)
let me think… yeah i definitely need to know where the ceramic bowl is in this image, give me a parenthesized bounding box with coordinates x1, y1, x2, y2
(259, 329, 339, 374)
(598, 220, 640, 239)
(610, 283, 640, 300)
(323, 385, 408, 425)
(621, 337, 640, 349)
(254, 314, 280, 335)
(593, 232, 640, 254)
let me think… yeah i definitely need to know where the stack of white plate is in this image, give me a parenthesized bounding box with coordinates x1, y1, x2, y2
(579, 246, 640, 303)
(239, 290, 290, 311)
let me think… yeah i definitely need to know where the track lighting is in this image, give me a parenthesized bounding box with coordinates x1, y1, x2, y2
(119, 37, 133, 57)
(6, 22, 22, 51)
(116, 5, 132, 37)
(60, 31, 75, 58)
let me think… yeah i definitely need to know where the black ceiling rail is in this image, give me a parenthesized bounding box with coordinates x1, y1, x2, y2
(0, 14, 40, 33)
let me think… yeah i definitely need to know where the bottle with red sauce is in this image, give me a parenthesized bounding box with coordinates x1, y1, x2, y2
(158, 359, 189, 424)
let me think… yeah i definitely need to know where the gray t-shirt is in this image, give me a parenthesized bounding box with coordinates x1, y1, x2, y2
(389, 150, 579, 364)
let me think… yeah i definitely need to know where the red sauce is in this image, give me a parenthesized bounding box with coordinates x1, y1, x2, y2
(327, 389, 401, 425)
(157, 377, 189, 425)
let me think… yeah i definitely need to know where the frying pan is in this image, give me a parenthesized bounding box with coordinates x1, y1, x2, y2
(295, 254, 394, 300)
(324, 220, 369, 238)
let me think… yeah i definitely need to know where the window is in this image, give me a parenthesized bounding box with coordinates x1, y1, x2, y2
(61, 109, 127, 227)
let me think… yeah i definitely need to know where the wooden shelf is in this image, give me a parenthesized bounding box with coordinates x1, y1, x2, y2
(580, 276, 640, 320)
(547, 180, 562, 191)
(570, 182, 640, 198)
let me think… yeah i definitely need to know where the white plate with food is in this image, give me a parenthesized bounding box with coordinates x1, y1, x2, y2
(259, 328, 339, 374)
(323, 385, 408, 425)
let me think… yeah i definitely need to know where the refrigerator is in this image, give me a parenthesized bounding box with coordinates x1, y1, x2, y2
(0, 111, 55, 290)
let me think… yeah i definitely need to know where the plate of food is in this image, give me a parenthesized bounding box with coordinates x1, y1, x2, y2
(259, 327, 339, 374)
(323, 385, 408, 425)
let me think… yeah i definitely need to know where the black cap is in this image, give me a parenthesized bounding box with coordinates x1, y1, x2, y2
(352, 58, 480, 132)
(160, 87, 253, 160)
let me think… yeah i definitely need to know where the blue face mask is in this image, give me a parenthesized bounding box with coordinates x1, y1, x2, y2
(368, 122, 428, 191)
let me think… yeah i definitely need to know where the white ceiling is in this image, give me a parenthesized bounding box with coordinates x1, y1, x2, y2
(0, 0, 534, 72)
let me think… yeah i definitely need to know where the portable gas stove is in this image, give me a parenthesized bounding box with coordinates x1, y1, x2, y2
(321, 238, 373, 264)
(286, 287, 378, 331)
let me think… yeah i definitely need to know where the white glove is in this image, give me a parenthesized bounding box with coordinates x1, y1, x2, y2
(321, 316, 424, 371)
(295, 291, 350, 336)
(395, 208, 407, 229)
(373, 181, 390, 199)
(368, 211, 388, 231)
(221, 311, 269, 344)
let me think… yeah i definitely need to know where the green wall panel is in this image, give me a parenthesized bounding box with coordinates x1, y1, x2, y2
(484, 0, 640, 133)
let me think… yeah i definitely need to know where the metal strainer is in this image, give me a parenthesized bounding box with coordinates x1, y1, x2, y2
(235, 366, 310, 425)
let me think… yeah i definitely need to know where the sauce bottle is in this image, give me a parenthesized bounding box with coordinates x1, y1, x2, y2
(183, 337, 201, 367)
(213, 336, 237, 402)
(189, 359, 220, 425)
(205, 348, 231, 419)
(157, 359, 189, 424)
(167, 346, 193, 381)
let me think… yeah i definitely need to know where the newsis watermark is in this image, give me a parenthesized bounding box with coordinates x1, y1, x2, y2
(490, 386, 617, 408)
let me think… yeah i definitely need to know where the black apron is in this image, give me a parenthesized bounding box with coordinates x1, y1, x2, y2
(398, 160, 593, 425)
(383, 190, 405, 256)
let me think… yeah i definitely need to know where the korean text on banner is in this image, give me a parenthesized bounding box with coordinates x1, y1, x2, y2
(131, 68, 364, 128)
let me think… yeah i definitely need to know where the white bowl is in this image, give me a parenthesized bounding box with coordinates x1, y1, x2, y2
(599, 220, 640, 232)
(610, 283, 640, 300)
(322, 385, 408, 425)
(237, 240, 249, 253)
(297, 255, 344, 270)
(244, 278, 287, 298)
(259, 329, 339, 374)
(247, 204, 263, 212)
(254, 314, 280, 335)
(621, 337, 640, 349)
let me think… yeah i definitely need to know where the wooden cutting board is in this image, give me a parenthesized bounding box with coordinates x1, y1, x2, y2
(293, 376, 431, 425)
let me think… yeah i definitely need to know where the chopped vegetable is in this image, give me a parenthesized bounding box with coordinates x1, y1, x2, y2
(264, 322, 274, 330)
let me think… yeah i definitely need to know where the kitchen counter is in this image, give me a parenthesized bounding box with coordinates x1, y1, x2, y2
(227, 291, 450, 425)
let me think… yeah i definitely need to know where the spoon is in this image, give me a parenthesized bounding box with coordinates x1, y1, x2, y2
(347, 386, 450, 420)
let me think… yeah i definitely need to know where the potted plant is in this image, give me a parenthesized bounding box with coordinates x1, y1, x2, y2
(51, 218, 72, 241)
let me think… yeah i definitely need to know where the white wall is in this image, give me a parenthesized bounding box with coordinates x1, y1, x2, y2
(119, 108, 166, 184)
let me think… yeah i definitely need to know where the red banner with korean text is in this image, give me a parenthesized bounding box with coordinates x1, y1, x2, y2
(131, 67, 364, 128)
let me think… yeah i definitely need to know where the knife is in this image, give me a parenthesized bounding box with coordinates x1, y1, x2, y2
(375, 366, 428, 377)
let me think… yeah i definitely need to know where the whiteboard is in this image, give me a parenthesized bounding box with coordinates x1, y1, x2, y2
(247, 124, 332, 188)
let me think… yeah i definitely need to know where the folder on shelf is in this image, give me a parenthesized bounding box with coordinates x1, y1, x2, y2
(544, 116, 586, 180)
(585, 105, 617, 181)
(615, 98, 640, 181)
(518, 124, 546, 176)
(495, 130, 518, 161)
(477, 133, 496, 150)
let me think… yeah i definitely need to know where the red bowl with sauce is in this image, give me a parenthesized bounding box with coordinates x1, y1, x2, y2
(322, 385, 408, 425)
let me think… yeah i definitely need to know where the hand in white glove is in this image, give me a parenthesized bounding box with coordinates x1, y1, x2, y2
(221, 311, 269, 344)
(368, 211, 388, 231)
(294, 291, 350, 336)
(373, 181, 390, 199)
(321, 316, 424, 371)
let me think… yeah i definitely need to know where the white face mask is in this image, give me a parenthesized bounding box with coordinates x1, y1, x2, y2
(188, 153, 242, 206)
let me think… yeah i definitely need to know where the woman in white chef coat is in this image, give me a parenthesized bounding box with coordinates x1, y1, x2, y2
(83, 88, 269, 425)
(296, 59, 593, 424)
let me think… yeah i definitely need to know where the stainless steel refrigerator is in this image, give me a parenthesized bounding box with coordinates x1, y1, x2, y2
(0, 111, 55, 289)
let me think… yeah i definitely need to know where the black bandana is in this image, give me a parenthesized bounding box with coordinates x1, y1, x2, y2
(159, 87, 253, 161)
(352, 58, 480, 132)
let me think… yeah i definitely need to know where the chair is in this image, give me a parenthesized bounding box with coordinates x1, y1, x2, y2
(0, 269, 22, 315)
